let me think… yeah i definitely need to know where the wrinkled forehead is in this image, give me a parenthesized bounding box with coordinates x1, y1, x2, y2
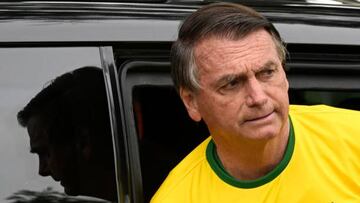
(194, 29, 278, 69)
(193, 28, 281, 61)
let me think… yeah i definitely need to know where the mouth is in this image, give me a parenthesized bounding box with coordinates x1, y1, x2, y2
(51, 176, 60, 182)
(245, 111, 274, 123)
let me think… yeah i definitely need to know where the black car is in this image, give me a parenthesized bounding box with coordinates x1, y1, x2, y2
(0, 1, 359, 203)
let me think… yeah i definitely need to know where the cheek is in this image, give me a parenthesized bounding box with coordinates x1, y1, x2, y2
(280, 70, 289, 88)
(282, 76, 289, 92)
(271, 73, 289, 97)
(197, 92, 242, 124)
(280, 78, 289, 101)
(49, 147, 74, 171)
(48, 151, 64, 172)
(272, 78, 290, 115)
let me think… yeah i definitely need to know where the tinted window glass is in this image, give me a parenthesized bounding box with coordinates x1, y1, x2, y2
(132, 86, 208, 201)
(0, 48, 113, 202)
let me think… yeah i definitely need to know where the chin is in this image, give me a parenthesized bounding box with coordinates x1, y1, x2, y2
(242, 127, 280, 140)
(246, 133, 276, 141)
(249, 120, 285, 140)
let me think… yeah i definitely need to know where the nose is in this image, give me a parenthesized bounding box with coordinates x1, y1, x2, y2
(245, 78, 267, 107)
(38, 156, 50, 177)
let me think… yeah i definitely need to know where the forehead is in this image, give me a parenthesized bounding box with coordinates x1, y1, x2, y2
(27, 115, 50, 148)
(194, 29, 279, 76)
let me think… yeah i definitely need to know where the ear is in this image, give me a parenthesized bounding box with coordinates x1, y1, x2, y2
(180, 88, 202, 122)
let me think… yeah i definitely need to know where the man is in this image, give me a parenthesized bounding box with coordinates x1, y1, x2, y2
(152, 3, 360, 202)
(17, 67, 117, 202)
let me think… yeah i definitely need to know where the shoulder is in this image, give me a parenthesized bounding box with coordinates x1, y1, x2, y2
(290, 104, 360, 135)
(151, 137, 212, 203)
(290, 104, 360, 122)
(290, 104, 360, 159)
(290, 104, 360, 113)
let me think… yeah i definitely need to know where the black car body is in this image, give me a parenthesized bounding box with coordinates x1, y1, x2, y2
(0, 1, 359, 203)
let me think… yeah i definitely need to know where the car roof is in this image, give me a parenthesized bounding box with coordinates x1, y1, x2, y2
(0, 1, 359, 45)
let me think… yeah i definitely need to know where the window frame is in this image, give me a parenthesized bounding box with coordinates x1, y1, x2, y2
(119, 60, 171, 203)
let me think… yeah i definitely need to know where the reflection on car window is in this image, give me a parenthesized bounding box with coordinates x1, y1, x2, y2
(17, 67, 117, 202)
(0, 48, 114, 202)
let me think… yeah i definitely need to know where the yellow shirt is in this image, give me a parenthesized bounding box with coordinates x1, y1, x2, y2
(151, 105, 360, 203)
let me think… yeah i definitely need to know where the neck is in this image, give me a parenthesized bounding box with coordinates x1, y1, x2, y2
(94, 171, 118, 202)
(94, 178, 118, 202)
(80, 166, 118, 202)
(213, 121, 290, 180)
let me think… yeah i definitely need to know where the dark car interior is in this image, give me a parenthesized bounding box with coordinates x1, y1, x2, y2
(133, 86, 209, 201)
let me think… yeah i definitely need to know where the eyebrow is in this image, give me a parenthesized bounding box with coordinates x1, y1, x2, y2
(213, 74, 246, 89)
(259, 61, 278, 71)
(212, 60, 279, 88)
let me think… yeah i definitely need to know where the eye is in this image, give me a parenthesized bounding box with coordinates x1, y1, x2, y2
(227, 79, 239, 88)
(219, 78, 241, 92)
(258, 68, 276, 80)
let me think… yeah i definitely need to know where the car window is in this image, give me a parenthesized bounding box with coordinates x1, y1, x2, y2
(116, 61, 208, 202)
(0, 47, 113, 202)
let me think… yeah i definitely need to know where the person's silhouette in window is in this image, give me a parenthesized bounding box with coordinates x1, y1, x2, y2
(17, 67, 117, 202)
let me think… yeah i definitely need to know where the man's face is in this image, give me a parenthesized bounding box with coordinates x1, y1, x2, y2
(27, 115, 80, 195)
(181, 29, 289, 142)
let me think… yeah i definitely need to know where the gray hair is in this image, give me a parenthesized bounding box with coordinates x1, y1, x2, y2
(171, 2, 287, 93)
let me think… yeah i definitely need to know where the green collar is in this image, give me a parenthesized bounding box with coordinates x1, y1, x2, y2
(206, 117, 295, 189)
